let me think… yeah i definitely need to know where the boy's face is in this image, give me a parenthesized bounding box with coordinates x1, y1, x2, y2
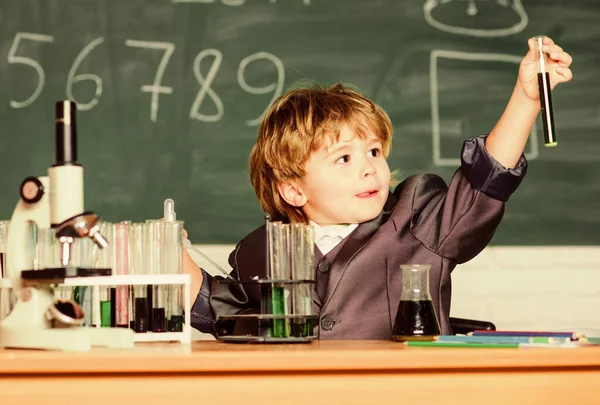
(293, 124, 391, 225)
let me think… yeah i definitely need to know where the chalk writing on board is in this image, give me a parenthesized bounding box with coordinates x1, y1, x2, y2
(125, 40, 176, 123)
(237, 52, 285, 126)
(190, 49, 224, 123)
(423, 0, 528, 37)
(429, 49, 538, 166)
(66, 37, 105, 111)
(7, 32, 54, 109)
(171, 0, 311, 5)
(5, 32, 284, 127)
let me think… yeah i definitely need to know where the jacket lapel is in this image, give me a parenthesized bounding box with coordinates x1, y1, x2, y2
(321, 206, 393, 309)
(313, 248, 324, 310)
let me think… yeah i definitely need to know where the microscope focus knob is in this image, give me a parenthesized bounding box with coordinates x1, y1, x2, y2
(20, 176, 45, 204)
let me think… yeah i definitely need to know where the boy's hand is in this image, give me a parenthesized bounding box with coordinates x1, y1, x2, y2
(517, 36, 573, 103)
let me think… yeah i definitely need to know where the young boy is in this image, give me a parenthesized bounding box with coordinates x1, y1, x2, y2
(186, 37, 573, 339)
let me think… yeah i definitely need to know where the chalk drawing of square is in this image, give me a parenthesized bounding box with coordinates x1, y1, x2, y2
(430, 50, 538, 167)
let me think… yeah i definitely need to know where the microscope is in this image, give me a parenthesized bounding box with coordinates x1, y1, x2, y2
(0, 101, 133, 351)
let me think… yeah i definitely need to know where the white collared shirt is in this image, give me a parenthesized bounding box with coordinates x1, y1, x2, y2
(310, 221, 358, 255)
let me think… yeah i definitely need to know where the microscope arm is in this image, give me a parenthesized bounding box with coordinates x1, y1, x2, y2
(5, 176, 51, 290)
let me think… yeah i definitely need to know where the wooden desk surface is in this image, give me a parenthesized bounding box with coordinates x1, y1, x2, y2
(1, 341, 599, 404)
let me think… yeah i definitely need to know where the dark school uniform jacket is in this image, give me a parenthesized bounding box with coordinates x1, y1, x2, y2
(190, 135, 527, 339)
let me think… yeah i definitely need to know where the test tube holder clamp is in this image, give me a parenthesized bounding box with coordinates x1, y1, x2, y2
(0, 273, 192, 349)
(216, 278, 317, 344)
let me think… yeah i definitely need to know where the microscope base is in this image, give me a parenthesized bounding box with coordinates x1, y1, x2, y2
(0, 326, 134, 352)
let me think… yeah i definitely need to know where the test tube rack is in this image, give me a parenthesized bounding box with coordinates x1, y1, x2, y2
(0, 273, 192, 344)
(216, 278, 317, 344)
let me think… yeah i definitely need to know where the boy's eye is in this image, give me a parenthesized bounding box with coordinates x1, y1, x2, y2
(369, 148, 381, 157)
(335, 155, 351, 164)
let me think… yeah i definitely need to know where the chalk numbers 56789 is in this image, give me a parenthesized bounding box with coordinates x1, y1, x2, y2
(6, 32, 285, 126)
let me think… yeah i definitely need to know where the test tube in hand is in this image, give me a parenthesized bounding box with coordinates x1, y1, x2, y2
(535, 35, 557, 147)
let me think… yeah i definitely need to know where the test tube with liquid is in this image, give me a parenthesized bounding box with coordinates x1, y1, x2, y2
(70, 238, 94, 326)
(268, 222, 290, 337)
(162, 199, 184, 332)
(96, 221, 114, 327)
(164, 220, 184, 332)
(281, 224, 292, 337)
(535, 35, 557, 147)
(130, 223, 149, 333)
(291, 224, 315, 338)
(146, 219, 166, 332)
(115, 222, 131, 328)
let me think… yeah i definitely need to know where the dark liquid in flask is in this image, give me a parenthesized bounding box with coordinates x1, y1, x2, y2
(392, 300, 440, 342)
(538, 72, 556, 145)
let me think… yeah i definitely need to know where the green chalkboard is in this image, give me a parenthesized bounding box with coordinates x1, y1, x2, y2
(0, 0, 599, 245)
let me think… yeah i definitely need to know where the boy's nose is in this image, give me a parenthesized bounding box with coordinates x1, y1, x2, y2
(362, 161, 377, 178)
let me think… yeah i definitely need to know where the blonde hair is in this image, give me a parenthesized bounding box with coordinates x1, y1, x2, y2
(249, 83, 393, 224)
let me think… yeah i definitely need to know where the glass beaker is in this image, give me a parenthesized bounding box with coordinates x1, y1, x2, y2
(392, 264, 441, 342)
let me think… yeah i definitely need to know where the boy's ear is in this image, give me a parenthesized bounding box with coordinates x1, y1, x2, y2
(277, 182, 307, 207)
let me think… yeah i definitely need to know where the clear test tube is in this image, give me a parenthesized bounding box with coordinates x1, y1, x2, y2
(146, 219, 165, 332)
(25, 222, 38, 270)
(114, 221, 131, 328)
(535, 35, 557, 147)
(268, 221, 289, 337)
(35, 227, 54, 269)
(268, 221, 283, 337)
(290, 224, 308, 337)
(301, 224, 315, 335)
(290, 224, 314, 337)
(130, 223, 149, 333)
(0, 220, 10, 320)
(70, 238, 93, 326)
(163, 220, 184, 332)
(96, 222, 114, 327)
(281, 223, 292, 336)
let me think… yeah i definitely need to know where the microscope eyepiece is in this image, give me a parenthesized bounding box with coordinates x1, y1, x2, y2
(55, 100, 78, 165)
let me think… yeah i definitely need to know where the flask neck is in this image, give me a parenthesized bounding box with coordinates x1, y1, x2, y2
(400, 264, 432, 301)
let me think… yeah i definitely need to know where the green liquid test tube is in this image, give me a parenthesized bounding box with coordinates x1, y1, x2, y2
(268, 222, 289, 338)
(100, 298, 111, 327)
(291, 224, 315, 338)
